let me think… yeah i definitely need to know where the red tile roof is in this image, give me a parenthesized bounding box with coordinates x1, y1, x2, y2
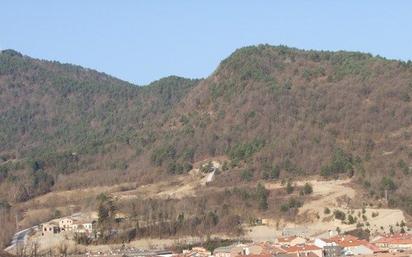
(327, 235, 382, 252)
(281, 245, 321, 253)
(234, 254, 272, 257)
(374, 234, 412, 245)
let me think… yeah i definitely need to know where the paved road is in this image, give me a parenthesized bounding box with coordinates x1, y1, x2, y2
(4, 226, 36, 251)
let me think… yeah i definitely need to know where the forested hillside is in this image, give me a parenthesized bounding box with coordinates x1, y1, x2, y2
(0, 49, 200, 201)
(0, 45, 412, 215)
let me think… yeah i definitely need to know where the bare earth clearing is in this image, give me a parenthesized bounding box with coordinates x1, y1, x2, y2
(246, 179, 406, 241)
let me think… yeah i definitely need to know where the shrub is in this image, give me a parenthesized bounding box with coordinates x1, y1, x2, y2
(303, 183, 313, 195)
(286, 181, 294, 194)
(280, 197, 302, 212)
(348, 214, 356, 224)
(334, 210, 346, 221)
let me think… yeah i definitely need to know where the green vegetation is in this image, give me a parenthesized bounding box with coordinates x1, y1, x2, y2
(321, 148, 354, 177)
(280, 197, 302, 212)
(1, 44, 412, 240)
(256, 183, 269, 210)
(301, 183, 313, 195)
(381, 177, 397, 191)
(334, 210, 346, 221)
(228, 138, 265, 162)
(286, 181, 294, 194)
(262, 165, 280, 180)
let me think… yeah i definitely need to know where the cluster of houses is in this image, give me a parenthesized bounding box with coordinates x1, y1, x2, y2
(41, 217, 94, 236)
(177, 233, 412, 257)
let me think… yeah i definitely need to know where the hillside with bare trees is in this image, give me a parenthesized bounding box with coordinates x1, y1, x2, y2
(1, 45, 412, 246)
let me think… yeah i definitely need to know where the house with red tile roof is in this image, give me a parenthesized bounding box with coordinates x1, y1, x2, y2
(281, 244, 323, 257)
(372, 233, 412, 251)
(326, 235, 381, 255)
(214, 243, 285, 257)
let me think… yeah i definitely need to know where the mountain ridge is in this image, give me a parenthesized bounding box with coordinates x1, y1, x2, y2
(0, 44, 411, 212)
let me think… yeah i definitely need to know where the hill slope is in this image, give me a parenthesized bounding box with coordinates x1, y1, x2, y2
(0, 45, 412, 212)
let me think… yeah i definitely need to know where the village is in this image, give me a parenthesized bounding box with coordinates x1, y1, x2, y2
(7, 166, 412, 257)
(9, 211, 412, 257)
(183, 233, 412, 257)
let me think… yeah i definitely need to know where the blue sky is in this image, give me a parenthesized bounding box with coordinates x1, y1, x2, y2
(1, 1, 411, 85)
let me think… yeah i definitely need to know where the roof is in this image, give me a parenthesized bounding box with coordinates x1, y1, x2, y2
(328, 235, 364, 247)
(329, 235, 359, 242)
(327, 235, 382, 252)
(276, 250, 320, 257)
(275, 254, 297, 257)
(234, 254, 272, 257)
(249, 242, 286, 254)
(373, 234, 412, 245)
(281, 245, 321, 253)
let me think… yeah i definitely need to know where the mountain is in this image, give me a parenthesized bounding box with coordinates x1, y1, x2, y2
(0, 45, 411, 212)
(0, 49, 200, 200)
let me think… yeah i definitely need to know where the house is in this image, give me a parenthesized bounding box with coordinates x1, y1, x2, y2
(322, 245, 343, 257)
(276, 236, 307, 246)
(356, 252, 411, 257)
(275, 254, 301, 257)
(72, 221, 94, 234)
(314, 238, 335, 249)
(214, 243, 282, 257)
(59, 218, 73, 231)
(57, 216, 95, 234)
(314, 238, 342, 257)
(41, 222, 60, 236)
(235, 254, 272, 257)
(372, 233, 412, 251)
(281, 244, 323, 257)
(327, 235, 381, 255)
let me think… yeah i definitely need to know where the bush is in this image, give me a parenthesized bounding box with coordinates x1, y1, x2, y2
(348, 214, 356, 224)
(334, 210, 346, 221)
(280, 197, 302, 212)
(324, 207, 331, 215)
(303, 183, 313, 195)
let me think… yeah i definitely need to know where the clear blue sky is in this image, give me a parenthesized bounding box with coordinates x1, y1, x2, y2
(1, 1, 411, 85)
